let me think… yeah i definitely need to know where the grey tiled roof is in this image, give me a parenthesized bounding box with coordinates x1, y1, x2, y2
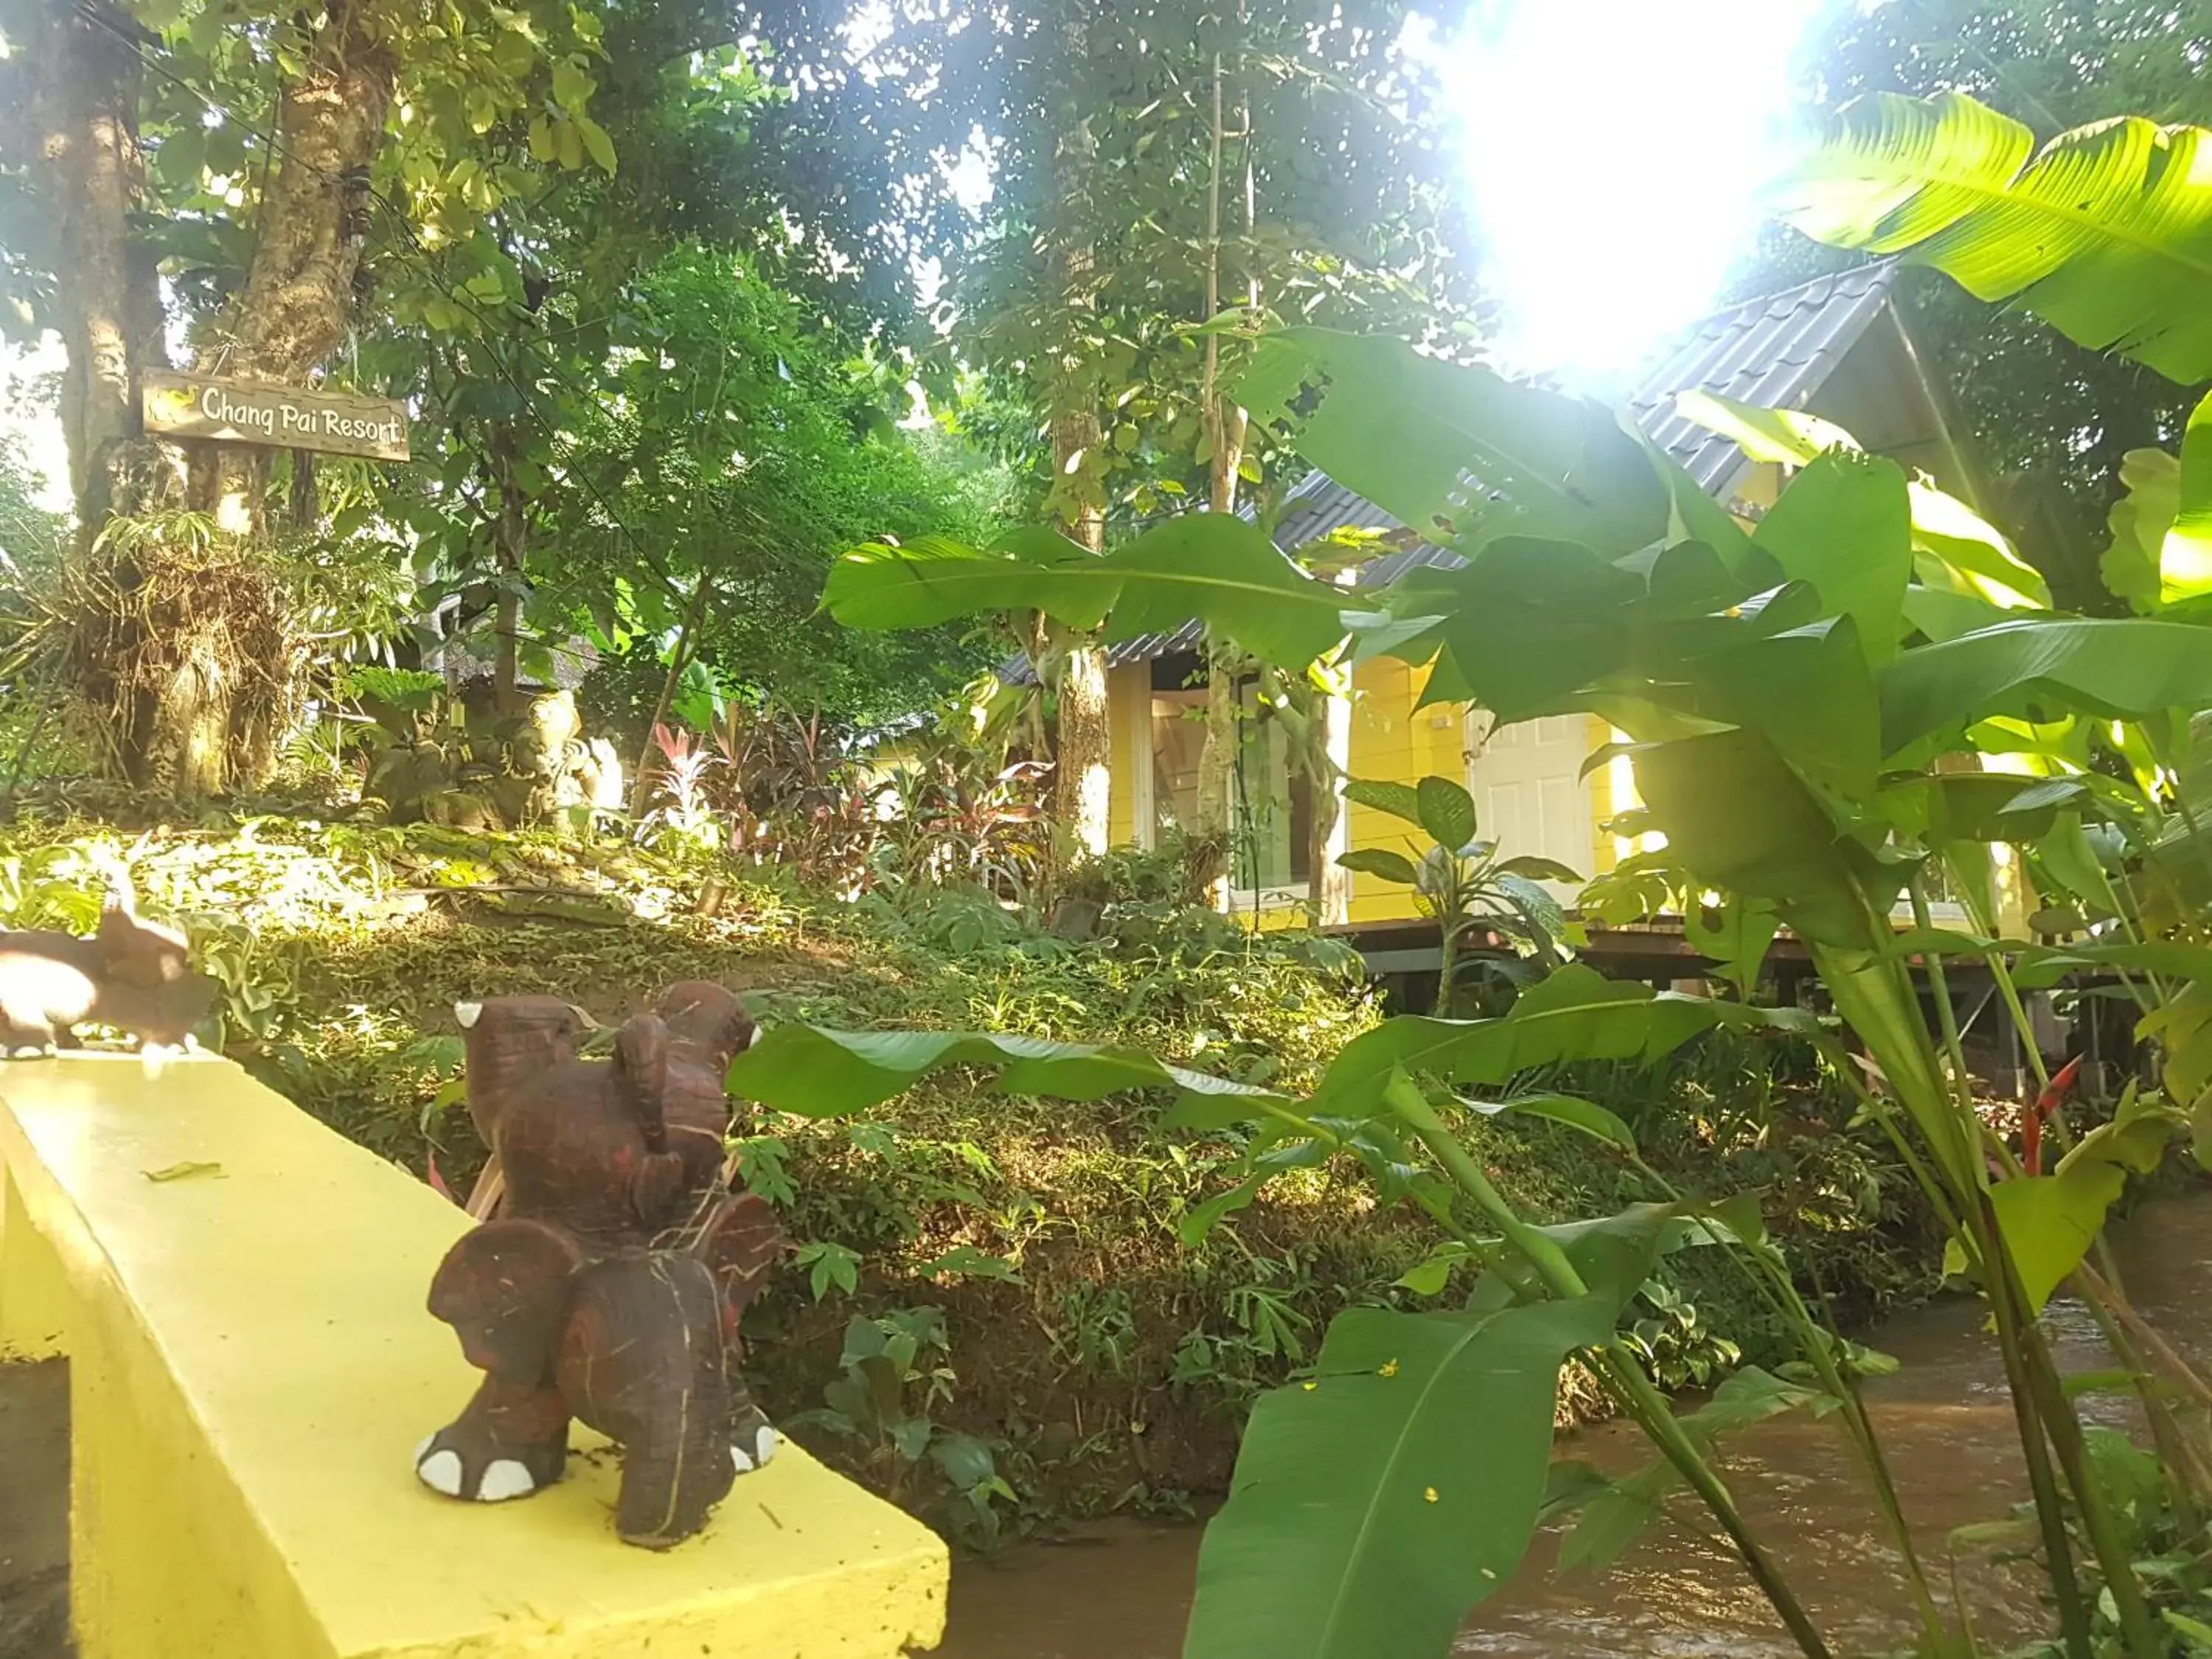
(1004, 264, 1898, 684)
(1634, 262, 1896, 493)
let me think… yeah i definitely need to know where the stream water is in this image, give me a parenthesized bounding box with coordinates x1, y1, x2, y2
(938, 1186, 2212, 1659)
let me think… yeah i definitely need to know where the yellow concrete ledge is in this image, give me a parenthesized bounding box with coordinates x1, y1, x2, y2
(0, 1053, 948, 1659)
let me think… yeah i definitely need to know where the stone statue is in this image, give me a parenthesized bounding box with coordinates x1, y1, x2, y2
(417, 984, 780, 1548)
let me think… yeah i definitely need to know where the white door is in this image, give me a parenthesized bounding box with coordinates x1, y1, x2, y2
(1465, 712, 1592, 888)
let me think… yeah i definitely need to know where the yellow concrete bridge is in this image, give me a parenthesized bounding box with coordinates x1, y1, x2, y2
(0, 1051, 947, 1658)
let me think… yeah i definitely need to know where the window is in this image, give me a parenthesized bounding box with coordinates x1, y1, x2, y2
(1231, 675, 1310, 893)
(1149, 654, 1207, 844)
(1145, 658, 1311, 894)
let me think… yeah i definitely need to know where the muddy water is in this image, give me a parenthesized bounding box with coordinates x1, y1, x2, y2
(939, 1188, 2212, 1659)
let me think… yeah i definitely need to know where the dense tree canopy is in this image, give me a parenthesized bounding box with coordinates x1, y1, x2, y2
(21, 0, 2205, 803)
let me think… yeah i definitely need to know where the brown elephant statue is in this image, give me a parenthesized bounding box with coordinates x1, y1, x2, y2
(453, 996, 707, 1248)
(414, 1192, 785, 1548)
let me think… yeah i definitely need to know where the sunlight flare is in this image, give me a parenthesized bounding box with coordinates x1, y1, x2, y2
(1419, 0, 1826, 383)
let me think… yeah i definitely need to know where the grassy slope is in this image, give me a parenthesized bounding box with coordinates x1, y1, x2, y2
(0, 810, 1941, 1540)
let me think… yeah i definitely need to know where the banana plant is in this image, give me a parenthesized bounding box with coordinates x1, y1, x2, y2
(821, 306, 2212, 1655)
(1337, 773, 1582, 1015)
(2099, 386, 2212, 616)
(1774, 91, 2212, 384)
(1256, 330, 2212, 1659)
(725, 972, 1833, 1659)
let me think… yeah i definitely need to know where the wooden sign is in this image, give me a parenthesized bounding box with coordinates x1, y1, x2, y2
(140, 371, 410, 462)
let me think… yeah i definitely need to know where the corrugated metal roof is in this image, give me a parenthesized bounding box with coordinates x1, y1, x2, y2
(1005, 264, 1898, 682)
(1632, 262, 1896, 493)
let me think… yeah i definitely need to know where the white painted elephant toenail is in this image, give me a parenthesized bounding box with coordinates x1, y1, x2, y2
(417, 1448, 464, 1496)
(476, 1459, 537, 1501)
(732, 1425, 779, 1475)
(411, 1434, 434, 1463)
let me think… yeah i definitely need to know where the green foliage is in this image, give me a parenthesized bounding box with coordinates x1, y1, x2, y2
(1550, 1029, 1940, 1346)
(1339, 773, 1582, 1015)
(0, 804, 1408, 1504)
(406, 246, 1010, 735)
(1778, 92, 2212, 384)
(1753, 3, 2212, 610)
(1880, 618, 2212, 753)
(792, 1307, 1018, 1549)
(2076, 1428, 2212, 1657)
(737, 965, 1815, 1143)
(0, 794, 1950, 1559)
(1550, 1367, 1842, 1575)
(910, 2, 1480, 530)
(1615, 1278, 1742, 1393)
(621, 680, 1051, 901)
(2102, 388, 2212, 613)
(818, 268, 2212, 1652)
(1948, 1083, 2190, 1311)
(1675, 389, 2049, 610)
(731, 1023, 1291, 1121)
(826, 514, 1345, 672)
(1296, 967, 1815, 1124)
(1183, 1297, 1614, 1659)
(0, 0, 611, 349)
(1234, 329, 1667, 557)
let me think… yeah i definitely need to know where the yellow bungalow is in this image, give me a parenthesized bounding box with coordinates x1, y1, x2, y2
(1060, 267, 2006, 947)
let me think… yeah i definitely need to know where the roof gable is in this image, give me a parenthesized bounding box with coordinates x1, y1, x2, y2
(1278, 264, 1899, 591)
(1007, 264, 1904, 680)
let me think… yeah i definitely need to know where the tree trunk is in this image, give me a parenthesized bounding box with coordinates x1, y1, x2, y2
(1045, 4, 1111, 864)
(490, 423, 529, 715)
(196, 1, 394, 375)
(184, 0, 394, 521)
(1302, 672, 1350, 925)
(287, 453, 319, 532)
(1050, 401, 1112, 863)
(1191, 4, 1255, 903)
(30, 4, 166, 542)
(28, 0, 397, 796)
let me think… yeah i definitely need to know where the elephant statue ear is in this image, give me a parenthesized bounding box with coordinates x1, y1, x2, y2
(428, 1219, 586, 1382)
(697, 1192, 784, 1322)
(614, 1012, 671, 1153)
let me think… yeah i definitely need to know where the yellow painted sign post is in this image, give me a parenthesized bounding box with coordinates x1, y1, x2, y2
(140, 371, 410, 462)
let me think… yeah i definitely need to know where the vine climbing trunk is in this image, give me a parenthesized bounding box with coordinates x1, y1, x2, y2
(1192, 1, 1255, 904)
(1043, 1, 1110, 866)
(489, 422, 529, 716)
(183, 0, 394, 517)
(1049, 403, 1113, 866)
